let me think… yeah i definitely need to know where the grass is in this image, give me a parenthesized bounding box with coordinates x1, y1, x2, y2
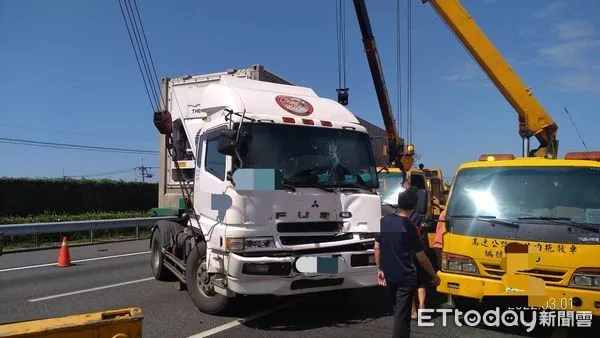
(1, 210, 154, 251)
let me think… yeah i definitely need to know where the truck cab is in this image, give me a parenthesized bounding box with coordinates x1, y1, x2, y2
(423, 167, 446, 217)
(377, 167, 427, 211)
(438, 153, 600, 317)
(151, 65, 385, 315)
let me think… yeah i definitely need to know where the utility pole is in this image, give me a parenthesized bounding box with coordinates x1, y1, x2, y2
(135, 158, 155, 182)
(139, 158, 146, 182)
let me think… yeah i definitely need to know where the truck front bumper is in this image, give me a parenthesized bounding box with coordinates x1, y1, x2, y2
(437, 271, 600, 317)
(225, 250, 378, 296)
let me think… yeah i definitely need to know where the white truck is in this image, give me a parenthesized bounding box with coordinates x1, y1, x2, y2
(149, 64, 416, 315)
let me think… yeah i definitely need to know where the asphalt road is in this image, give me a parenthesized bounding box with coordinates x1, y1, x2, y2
(1, 240, 598, 337)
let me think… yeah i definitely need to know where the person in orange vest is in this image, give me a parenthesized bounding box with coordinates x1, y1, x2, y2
(433, 209, 454, 308)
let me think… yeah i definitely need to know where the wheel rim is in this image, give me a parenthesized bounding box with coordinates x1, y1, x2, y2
(196, 259, 217, 297)
(152, 240, 160, 270)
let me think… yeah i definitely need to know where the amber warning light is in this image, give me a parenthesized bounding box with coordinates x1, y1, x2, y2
(479, 153, 515, 161)
(564, 151, 600, 161)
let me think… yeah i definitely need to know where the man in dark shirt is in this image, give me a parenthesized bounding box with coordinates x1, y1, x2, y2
(375, 189, 440, 337)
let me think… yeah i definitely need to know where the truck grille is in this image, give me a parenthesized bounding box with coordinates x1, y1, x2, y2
(280, 234, 353, 246)
(481, 263, 567, 284)
(277, 222, 342, 233)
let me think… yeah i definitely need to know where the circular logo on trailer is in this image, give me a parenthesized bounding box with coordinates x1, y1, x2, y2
(275, 95, 314, 116)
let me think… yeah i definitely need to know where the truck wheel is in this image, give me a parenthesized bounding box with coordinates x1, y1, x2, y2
(151, 229, 174, 281)
(185, 240, 230, 315)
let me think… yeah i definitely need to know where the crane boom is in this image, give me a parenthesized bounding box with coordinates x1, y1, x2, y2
(424, 0, 559, 159)
(352, 0, 415, 173)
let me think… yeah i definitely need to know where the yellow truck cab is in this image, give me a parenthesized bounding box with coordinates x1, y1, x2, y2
(377, 167, 427, 208)
(438, 152, 600, 317)
(422, 167, 446, 218)
(377, 167, 439, 248)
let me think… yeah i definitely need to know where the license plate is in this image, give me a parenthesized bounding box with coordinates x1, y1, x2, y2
(295, 255, 342, 274)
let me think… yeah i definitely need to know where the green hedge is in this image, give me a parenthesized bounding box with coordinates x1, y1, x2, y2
(0, 210, 152, 224)
(0, 178, 158, 217)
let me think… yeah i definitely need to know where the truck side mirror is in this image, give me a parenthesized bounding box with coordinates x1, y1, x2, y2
(415, 189, 429, 215)
(217, 129, 237, 156)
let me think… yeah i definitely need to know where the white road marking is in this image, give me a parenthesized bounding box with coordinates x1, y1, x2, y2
(28, 277, 155, 302)
(0, 251, 151, 273)
(187, 299, 304, 338)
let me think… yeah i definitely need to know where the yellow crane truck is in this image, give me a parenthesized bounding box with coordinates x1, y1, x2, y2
(423, 0, 600, 317)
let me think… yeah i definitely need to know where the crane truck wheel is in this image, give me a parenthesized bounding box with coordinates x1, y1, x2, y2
(150, 226, 175, 281)
(185, 240, 230, 315)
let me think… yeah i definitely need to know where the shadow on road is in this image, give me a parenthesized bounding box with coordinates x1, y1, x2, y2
(238, 286, 392, 332)
(226, 284, 600, 338)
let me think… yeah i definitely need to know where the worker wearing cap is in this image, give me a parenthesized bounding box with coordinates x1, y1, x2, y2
(375, 189, 440, 337)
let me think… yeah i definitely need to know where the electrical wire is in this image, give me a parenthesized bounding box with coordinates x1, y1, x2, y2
(0, 137, 158, 155)
(119, 0, 156, 111)
(118, 0, 163, 111)
(0, 123, 150, 142)
(335, 0, 347, 90)
(564, 107, 588, 151)
(396, 0, 402, 137)
(66, 168, 136, 178)
(407, 0, 413, 144)
(124, 0, 159, 106)
(131, 0, 164, 108)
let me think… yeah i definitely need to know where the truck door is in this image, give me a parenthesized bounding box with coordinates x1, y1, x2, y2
(194, 126, 230, 227)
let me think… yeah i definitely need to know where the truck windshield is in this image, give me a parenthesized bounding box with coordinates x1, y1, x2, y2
(446, 166, 600, 224)
(233, 122, 378, 189)
(377, 171, 427, 205)
(378, 172, 405, 205)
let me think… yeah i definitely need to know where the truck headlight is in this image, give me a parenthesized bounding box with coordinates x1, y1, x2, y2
(441, 252, 479, 274)
(226, 237, 275, 253)
(569, 268, 600, 289)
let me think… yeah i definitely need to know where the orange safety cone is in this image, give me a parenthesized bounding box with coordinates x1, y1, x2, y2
(57, 236, 72, 267)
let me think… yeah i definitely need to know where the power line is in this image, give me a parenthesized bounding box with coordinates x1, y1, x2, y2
(0, 137, 158, 155)
(564, 107, 588, 151)
(119, 0, 157, 111)
(65, 168, 137, 178)
(396, 0, 402, 138)
(118, 0, 162, 111)
(0, 123, 151, 143)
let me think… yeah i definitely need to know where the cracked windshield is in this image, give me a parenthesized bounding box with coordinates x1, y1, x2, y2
(447, 166, 600, 224)
(233, 123, 378, 188)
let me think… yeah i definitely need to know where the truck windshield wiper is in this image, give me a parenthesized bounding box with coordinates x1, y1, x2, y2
(312, 185, 335, 193)
(340, 182, 373, 191)
(282, 179, 334, 193)
(281, 181, 297, 192)
(450, 215, 520, 229)
(517, 217, 600, 233)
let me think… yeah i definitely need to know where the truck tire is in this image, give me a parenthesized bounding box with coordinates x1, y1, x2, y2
(185, 240, 230, 315)
(151, 229, 175, 281)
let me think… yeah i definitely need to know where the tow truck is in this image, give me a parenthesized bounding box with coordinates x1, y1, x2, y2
(423, 0, 600, 316)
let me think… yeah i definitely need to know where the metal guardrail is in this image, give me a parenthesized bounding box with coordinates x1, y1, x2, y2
(0, 216, 179, 248)
(0, 216, 179, 236)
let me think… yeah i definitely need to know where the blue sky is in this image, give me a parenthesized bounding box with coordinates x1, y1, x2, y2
(1, 0, 599, 183)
